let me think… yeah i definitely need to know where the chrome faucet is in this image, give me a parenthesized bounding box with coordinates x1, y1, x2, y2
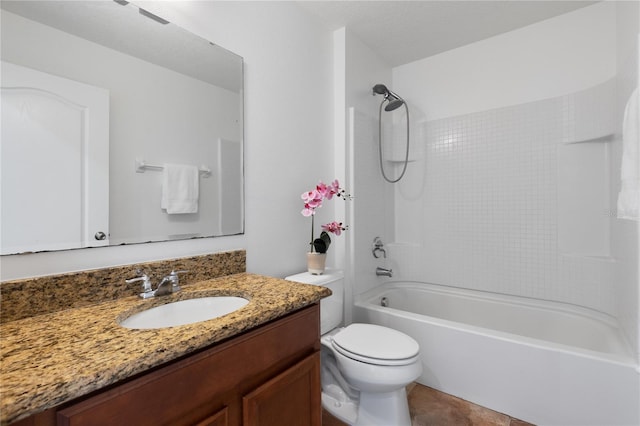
(126, 269, 188, 299)
(376, 267, 393, 277)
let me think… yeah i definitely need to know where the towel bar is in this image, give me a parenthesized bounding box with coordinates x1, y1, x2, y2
(135, 159, 211, 177)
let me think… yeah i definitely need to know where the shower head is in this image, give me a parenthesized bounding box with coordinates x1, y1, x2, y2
(385, 97, 404, 111)
(372, 83, 405, 111)
(373, 84, 389, 95)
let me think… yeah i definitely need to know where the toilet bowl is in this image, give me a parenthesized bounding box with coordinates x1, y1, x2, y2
(285, 270, 422, 426)
(322, 324, 422, 425)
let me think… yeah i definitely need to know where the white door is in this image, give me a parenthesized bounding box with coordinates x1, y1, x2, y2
(1, 61, 109, 254)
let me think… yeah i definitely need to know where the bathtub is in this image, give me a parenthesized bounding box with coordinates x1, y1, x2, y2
(353, 282, 639, 426)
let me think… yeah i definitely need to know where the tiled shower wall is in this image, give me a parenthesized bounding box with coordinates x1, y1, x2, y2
(393, 80, 618, 316)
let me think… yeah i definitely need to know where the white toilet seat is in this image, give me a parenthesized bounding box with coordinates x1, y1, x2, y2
(332, 342, 421, 366)
(331, 323, 420, 366)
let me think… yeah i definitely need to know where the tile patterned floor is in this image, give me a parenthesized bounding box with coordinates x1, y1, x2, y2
(322, 383, 534, 426)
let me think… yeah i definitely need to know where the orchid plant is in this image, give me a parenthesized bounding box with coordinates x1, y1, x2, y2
(301, 180, 350, 253)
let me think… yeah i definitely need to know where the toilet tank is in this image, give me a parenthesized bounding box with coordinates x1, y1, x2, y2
(285, 269, 344, 335)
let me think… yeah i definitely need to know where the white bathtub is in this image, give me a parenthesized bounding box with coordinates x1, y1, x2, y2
(353, 282, 639, 426)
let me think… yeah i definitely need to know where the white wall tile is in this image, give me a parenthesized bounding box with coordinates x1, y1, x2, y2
(394, 80, 618, 315)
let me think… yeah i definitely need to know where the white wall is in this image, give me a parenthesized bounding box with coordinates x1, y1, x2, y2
(393, 2, 616, 121)
(167, 1, 334, 278)
(338, 28, 395, 320)
(0, 1, 335, 280)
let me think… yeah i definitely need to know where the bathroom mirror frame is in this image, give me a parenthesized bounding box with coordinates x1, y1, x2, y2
(1, 0, 244, 255)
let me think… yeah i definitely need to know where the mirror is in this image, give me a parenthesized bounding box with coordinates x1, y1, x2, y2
(0, 0, 244, 255)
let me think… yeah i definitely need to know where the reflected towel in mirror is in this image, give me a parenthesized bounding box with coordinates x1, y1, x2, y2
(161, 163, 199, 214)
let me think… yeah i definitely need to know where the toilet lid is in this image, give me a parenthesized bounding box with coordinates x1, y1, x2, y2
(332, 323, 419, 365)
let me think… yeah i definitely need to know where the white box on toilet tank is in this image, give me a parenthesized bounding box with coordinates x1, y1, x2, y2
(285, 269, 344, 335)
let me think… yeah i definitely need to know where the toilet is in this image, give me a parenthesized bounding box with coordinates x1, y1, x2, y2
(286, 269, 422, 426)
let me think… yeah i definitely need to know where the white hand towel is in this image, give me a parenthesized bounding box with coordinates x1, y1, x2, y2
(161, 163, 199, 214)
(617, 87, 639, 220)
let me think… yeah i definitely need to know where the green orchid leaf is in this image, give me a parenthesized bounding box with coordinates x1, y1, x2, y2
(313, 231, 332, 253)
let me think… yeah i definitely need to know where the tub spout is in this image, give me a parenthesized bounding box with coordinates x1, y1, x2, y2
(376, 267, 393, 277)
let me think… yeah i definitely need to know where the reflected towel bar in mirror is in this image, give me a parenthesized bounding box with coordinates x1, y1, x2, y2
(135, 158, 212, 177)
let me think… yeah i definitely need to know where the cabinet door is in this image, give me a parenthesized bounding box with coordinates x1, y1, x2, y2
(243, 352, 320, 426)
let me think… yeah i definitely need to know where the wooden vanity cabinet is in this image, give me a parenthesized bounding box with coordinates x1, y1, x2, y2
(15, 305, 321, 426)
(243, 352, 320, 426)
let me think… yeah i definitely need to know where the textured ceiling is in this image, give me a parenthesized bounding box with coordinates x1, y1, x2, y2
(297, 1, 598, 67)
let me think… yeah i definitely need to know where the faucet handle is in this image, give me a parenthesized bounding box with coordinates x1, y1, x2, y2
(168, 270, 189, 291)
(125, 270, 153, 296)
(125, 269, 148, 283)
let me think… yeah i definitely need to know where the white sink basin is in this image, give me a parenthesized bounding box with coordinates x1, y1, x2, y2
(119, 296, 249, 330)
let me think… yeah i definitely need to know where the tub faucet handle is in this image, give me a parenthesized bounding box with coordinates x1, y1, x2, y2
(372, 236, 387, 258)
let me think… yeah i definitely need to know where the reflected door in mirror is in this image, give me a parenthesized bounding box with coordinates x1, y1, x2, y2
(1, 61, 109, 254)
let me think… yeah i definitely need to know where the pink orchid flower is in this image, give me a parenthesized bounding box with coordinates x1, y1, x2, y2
(322, 221, 345, 236)
(301, 188, 325, 216)
(317, 182, 334, 200)
(301, 189, 321, 204)
(316, 182, 329, 199)
(330, 179, 341, 194)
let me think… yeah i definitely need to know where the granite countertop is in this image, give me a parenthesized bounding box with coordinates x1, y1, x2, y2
(0, 273, 330, 425)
